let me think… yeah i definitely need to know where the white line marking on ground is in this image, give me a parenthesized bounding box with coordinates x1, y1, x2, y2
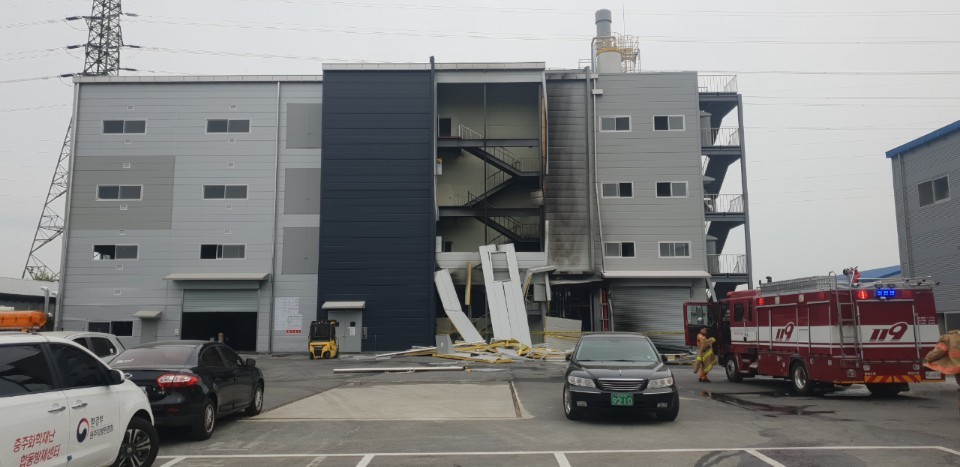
(305, 456, 326, 467)
(554, 452, 571, 467)
(934, 446, 960, 456)
(746, 449, 786, 467)
(356, 454, 374, 467)
(154, 445, 955, 459)
(159, 457, 186, 467)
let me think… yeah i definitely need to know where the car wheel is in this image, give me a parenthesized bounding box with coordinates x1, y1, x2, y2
(191, 398, 217, 440)
(655, 394, 680, 422)
(246, 383, 264, 416)
(791, 362, 814, 396)
(562, 386, 583, 420)
(725, 356, 743, 383)
(112, 416, 159, 467)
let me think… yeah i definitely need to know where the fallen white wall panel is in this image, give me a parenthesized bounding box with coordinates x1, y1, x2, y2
(434, 269, 484, 343)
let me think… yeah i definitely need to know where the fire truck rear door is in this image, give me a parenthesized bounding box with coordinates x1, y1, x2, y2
(857, 300, 920, 362)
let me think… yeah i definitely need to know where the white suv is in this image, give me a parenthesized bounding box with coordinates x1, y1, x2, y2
(0, 332, 159, 466)
(40, 331, 126, 363)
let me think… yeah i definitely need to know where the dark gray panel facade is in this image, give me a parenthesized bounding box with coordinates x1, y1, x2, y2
(284, 168, 322, 214)
(318, 70, 436, 351)
(282, 227, 320, 274)
(287, 103, 323, 149)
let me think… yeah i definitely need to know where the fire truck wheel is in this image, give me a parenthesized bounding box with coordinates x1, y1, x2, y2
(791, 362, 814, 396)
(725, 357, 743, 383)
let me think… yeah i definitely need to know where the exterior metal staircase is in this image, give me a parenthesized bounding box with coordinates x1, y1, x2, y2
(451, 124, 538, 206)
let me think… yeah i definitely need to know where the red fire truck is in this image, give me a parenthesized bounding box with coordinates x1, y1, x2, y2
(683, 273, 946, 395)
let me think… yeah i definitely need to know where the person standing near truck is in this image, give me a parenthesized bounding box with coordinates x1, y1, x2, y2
(694, 327, 717, 383)
(923, 329, 960, 415)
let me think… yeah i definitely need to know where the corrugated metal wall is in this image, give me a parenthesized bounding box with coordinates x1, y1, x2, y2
(611, 283, 691, 352)
(318, 70, 437, 351)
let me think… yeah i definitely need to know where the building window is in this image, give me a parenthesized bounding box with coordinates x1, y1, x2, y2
(203, 185, 248, 199)
(918, 176, 949, 207)
(206, 119, 250, 133)
(200, 244, 246, 259)
(88, 321, 133, 336)
(93, 244, 138, 260)
(653, 115, 685, 131)
(659, 241, 691, 258)
(97, 185, 142, 200)
(601, 182, 633, 198)
(600, 116, 631, 132)
(604, 242, 635, 258)
(656, 181, 688, 198)
(103, 120, 146, 134)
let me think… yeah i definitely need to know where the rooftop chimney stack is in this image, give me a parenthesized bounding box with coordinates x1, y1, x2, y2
(591, 9, 640, 74)
(595, 9, 612, 37)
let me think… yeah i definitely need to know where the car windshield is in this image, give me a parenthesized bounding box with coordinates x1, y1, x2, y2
(575, 337, 659, 363)
(110, 346, 195, 367)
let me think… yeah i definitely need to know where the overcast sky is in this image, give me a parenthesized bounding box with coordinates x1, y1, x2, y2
(1, 0, 958, 284)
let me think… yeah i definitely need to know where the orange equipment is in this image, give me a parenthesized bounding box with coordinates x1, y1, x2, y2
(0, 311, 47, 331)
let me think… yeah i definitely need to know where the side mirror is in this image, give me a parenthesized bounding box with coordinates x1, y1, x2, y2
(108, 369, 126, 385)
(564, 353, 572, 362)
(245, 358, 256, 367)
(661, 354, 669, 364)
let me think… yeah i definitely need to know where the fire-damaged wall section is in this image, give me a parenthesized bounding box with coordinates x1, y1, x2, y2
(318, 70, 437, 351)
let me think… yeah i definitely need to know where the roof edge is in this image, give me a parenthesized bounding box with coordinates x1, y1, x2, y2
(886, 120, 960, 158)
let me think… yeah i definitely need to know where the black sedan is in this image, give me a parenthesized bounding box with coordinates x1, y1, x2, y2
(563, 333, 679, 421)
(110, 340, 265, 440)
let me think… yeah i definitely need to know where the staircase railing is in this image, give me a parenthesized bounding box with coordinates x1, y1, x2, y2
(475, 199, 540, 240)
(703, 194, 744, 214)
(453, 170, 511, 206)
(458, 124, 531, 171)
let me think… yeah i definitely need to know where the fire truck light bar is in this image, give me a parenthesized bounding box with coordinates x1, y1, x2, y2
(875, 289, 897, 299)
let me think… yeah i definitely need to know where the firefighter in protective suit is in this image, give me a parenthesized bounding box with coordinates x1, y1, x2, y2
(923, 329, 960, 415)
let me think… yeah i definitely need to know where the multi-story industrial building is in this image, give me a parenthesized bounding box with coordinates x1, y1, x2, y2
(887, 120, 960, 331)
(56, 10, 752, 352)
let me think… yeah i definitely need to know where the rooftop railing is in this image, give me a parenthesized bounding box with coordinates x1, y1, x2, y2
(698, 74, 738, 93)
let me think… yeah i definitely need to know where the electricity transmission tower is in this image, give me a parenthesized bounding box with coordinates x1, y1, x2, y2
(23, 0, 124, 280)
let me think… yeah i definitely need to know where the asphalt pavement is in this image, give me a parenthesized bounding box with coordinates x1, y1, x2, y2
(153, 352, 960, 466)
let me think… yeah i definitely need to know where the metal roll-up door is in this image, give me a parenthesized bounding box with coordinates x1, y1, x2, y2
(611, 285, 690, 352)
(182, 289, 259, 313)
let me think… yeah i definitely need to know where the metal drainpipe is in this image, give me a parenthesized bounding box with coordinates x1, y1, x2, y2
(592, 73, 606, 275)
(55, 81, 82, 331)
(267, 81, 282, 353)
(584, 72, 596, 274)
(897, 155, 914, 276)
(736, 94, 754, 289)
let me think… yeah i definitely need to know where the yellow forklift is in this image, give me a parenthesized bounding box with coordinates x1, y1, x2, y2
(308, 320, 339, 360)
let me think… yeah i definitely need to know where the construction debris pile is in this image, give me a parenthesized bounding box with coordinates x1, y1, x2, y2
(376, 244, 577, 364)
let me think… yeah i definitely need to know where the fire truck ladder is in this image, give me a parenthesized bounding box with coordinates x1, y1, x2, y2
(831, 272, 861, 359)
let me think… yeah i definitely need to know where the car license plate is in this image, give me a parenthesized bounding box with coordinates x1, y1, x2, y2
(925, 371, 942, 380)
(611, 393, 633, 406)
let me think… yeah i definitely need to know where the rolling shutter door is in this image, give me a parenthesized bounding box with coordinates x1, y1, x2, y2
(611, 285, 690, 352)
(182, 289, 259, 313)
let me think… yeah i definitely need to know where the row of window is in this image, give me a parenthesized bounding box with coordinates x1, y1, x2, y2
(96, 184, 248, 201)
(604, 241, 691, 258)
(102, 119, 251, 134)
(93, 244, 246, 261)
(918, 175, 949, 207)
(600, 115, 685, 133)
(602, 181, 688, 198)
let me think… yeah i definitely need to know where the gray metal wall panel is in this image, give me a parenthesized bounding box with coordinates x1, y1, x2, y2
(546, 80, 591, 272)
(69, 155, 175, 230)
(893, 133, 960, 314)
(318, 70, 436, 351)
(594, 73, 708, 273)
(284, 168, 322, 214)
(286, 103, 323, 149)
(282, 227, 319, 274)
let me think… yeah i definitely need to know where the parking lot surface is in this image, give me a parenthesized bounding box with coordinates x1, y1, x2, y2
(154, 353, 960, 466)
